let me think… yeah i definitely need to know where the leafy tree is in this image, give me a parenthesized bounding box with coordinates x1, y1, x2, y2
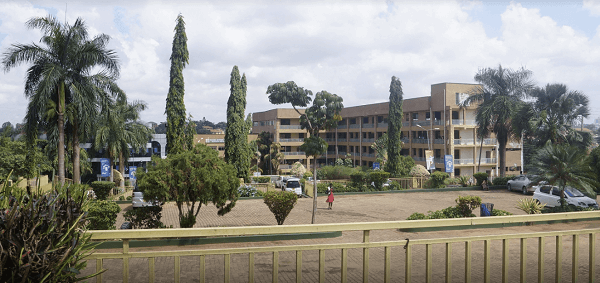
(0, 137, 52, 180)
(256, 131, 273, 173)
(0, 122, 14, 139)
(266, 81, 343, 224)
(2, 15, 121, 185)
(462, 65, 534, 177)
(386, 76, 405, 176)
(225, 66, 251, 181)
(263, 191, 298, 225)
(139, 144, 238, 228)
(165, 14, 189, 156)
(529, 142, 598, 205)
(269, 142, 285, 175)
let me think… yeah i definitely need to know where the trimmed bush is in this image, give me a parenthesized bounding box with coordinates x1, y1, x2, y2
(492, 176, 511, 186)
(491, 209, 513, 216)
(263, 191, 298, 225)
(317, 165, 356, 180)
(350, 171, 368, 188)
(91, 181, 115, 200)
(428, 171, 449, 188)
(368, 171, 390, 190)
(388, 180, 406, 191)
(317, 182, 352, 194)
(455, 195, 482, 217)
(409, 164, 430, 177)
(124, 206, 165, 229)
(516, 198, 545, 214)
(86, 200, 121, 230)
(252, 176, 271, 183)
(473, 172, 488, 186)
(290, 161, 306, 177)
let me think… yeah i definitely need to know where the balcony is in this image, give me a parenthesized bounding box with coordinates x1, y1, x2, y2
(337, 138, 347, 142)
(464, 120, 476, 126)
(279, 164, 292, 169)
(402, 122, 410, 127)
(452, 119, 463, 125)
(377, 122, 388, 128)
(432, 120, 443, 126)
(337, 125, 347, 129)
(279, 138, 304, 143)
(362, 153, 375, 157)
(325, 138, 336, 142)
(349, 124, 360, 129)
(349, 138, 360, 142)
(415, 121, 431, 127)
(338, 151, 347, 156)
(454, 139, 474, 145)
(434, 158, 444, 164)
(454, 158, 474, 165)
(280, 125, 302, 129)
(411, 139, 429, 144)
(413, 157, 425, 162)
(362, 138, 375, 143)
(478, 158, 497, 164)
(401, 137, 409, 144)
(283, 151, 306, 156)
(326, 151, 335, 155)
(362, 123, 374, 129)
(434, 138, 444, 144)
(476, 138, 498, 145)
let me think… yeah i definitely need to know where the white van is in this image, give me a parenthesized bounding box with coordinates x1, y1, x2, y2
(284, 178, 303, 196)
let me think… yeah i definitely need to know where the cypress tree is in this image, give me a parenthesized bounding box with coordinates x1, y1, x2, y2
(165, 14, 189, 155)
(386, 76, 404, 176)
(225, 66, 250, 181)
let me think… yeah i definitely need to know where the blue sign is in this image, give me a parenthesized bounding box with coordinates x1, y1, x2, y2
(373, 162, 380, 170)
(100, 158, 110, 177)
(444, 155, 454, 173)
(129, 166, 137, 180)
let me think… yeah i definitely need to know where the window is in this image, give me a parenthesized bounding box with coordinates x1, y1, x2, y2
(377, 116, 384, 123)
(363, 117, 369, 124)
(299, 133, 304, 138)
(412, 113, 418, 120)
(218, 146, 225, 151)
(426, 112, 431, 120)
(412, 148, 416, 156)
(454, 168, 461, 176)
(454, 149, 460, 159)
(253, 121, 259, 126)
(349, 118, 357, 124)
(454, 130, 460, 139)
(435, 149, 441, 158)
(260, 121, 265, 126)
(452, 111, 459, 119)
(338, 119, 346, 125)
(280, 119, 290, 125)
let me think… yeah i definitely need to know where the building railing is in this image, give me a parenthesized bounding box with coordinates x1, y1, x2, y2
(337, 125, 347, 129)
(362, 138, 375, 143)
(402, 121, 410, 127)
(205, 138, 224, 143)
(279, 125, 302, 129)
(454, 158, 474, 165)
(337, 138, 347, 142)
(412, 139, 429, 144)
(326, 151, 335, 155)
(464, 119, 477, 126)
(454, 139, 475, 145)
(85, 212, 600, 283)
(415, 121, 430, 127)
(362, 153, 374, 157)
(434, 157, 444, 164)
(475, 138, 498, 145)
(413, 156, 425, 162)
(401, 137, 409, 143)
(283, 151, 305, 156)
(279, 138, 304, 143)
(279, 165, 292, 169)
(349, 124, 360, 129)
(338, 151, 347, 156)
(434, 138, 444, 144)
(477, 158, 497, 164)
(349, 138, 360, 142)
(362, 123, 374, 128)
(432, 120, 443, 126)
(452, 119, 463, 125)
(377, 122, 388, 128)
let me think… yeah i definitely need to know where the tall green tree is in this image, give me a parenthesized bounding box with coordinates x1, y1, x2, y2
(463, 65, 534, 177)
(139, 144, 239, 228)
(225, 66, 251, 181)
(165, 14, 189, 156)
(256, 131, 273, 173)
(266, 81, 343, 224)
(386, 76, 405, 176)
(2, 15, 121, 185)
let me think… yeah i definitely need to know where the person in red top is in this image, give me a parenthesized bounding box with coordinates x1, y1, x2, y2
(326, 183, 334, 210)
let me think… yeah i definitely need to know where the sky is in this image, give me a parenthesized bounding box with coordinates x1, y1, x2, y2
(1, 0, 600, 127)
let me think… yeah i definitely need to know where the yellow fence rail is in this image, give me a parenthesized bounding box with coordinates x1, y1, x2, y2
(86, 211, 600, 283)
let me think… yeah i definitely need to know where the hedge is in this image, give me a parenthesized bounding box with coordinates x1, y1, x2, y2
(91, 181, 115, 200)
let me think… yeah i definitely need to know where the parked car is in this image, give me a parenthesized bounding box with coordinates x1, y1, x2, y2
(275, 176, 289, 188)
(132, 186, 157, 208)
(284, 178, 303, 196)
(533, 185, 598, 209)
(507, 175, 534, 194)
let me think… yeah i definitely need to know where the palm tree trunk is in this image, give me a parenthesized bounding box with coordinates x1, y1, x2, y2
(58, 82, 66, 185)
(72, 120, 80, 184)
(498, 138, 507, 177)
(119, 151, 125, 189)
(311, 157, 317, 224)
(477, 137, 484, 172)
(108, 156, 114, 183)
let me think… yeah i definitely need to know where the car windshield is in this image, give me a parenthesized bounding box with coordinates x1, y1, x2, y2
(564, 187, 585, 197)
(287, 181, 300, 188)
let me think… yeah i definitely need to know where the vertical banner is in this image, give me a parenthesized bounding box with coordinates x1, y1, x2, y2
(129, 166, 137, 180)
(425, 150, 434, 170)
(373, 162, 380, 170)
(100, 158, 110, 177)
(444, 155, 453, 173)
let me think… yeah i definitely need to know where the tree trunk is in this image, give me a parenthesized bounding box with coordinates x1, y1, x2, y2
(72, 120, 80, 184)
(108, 157, 114, 183)
(311, 157, 317, 224)
(498, 138, 507, 177)
(477, 137, 484, 172)
(57, 83, 66, 186)
(119, 151, 125, 189)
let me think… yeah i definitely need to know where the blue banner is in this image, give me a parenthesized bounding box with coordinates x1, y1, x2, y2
(100, 158, 110, 177)
(373, 162, 380, 170)
(129, 166, 137, 180)
(444, 155, 453, 173)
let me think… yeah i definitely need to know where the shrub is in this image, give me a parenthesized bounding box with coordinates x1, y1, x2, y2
(317, 182, 350, 194)
(119, 196, 125, 200)
(86, 200, 121, 230)
(252, 176, 271, 183)
(406, 206, 463, 220)
(124, 206, 165, 229)
(317, 165, 356, 180)
(409, 164, 430, 177)
(263, 191, 298, 225)
(0, 184, 99, 282)
(407, 212, 427, 220)
(238, 185, 263, 197)
(429, 171, 449, 188)
(455, 195, 482, 217)
(473, 172, 488, 186)
(368, 171, 390, 190)
(302, 171, 313, 179)
(492, 176, 511, 186)
(91, 181, 115, 200)
(290, 161, 306, 177)
(350, 171, 368, 188)
(516, 198, 545, 214)
(491, 209, 513, 216)
(388, 180, 406, 191)
(457, 176, 470, 187)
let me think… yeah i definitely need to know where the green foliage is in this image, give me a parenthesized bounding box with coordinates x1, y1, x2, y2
(542, 205, 596, 213)
(263, 191, 298, 225)
(368, 171, 390, 190)
(387, 76, 404, 176)
(350, 171, 368, 188)
(238, 185, 263, 197)
(302, 171, 313, 179)
(516, 198, 545, 214)
(491, 209, 513, 216)
(225, 66, 251, 182)
(165, 14, 190, 155)
(123, 206, 165, 229)
(492, 176, 511, 186)
(0, 137, 52, 180)
(317, 165, 357, 180)
(299, 136, 328, 159)
(455, 196, 482, 217)
(385, 155, 415, 177)
(0, 184, 100, 282)
(290, 161, 307, 177)
(388, 181, 406, 191)
(406, 206, 463, 220)
(473, 172, 489, 186)
(406, 212, 427, 220)
(139, 144, 239, 228)
(428, 171, 449, 188)
(86, 200, 121, 230)
(588, 146, 600, 195)
(457, 176, 470, 187)
(252, 176, 271, 183)
(91, 181, 115, 200)
(409, 164, 430, 177)
(317, 182, 351, 194)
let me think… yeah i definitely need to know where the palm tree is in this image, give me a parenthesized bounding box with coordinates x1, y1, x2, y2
(528, 142, 597, 206)
(2, 15, 120, 185)
(94, 98, 152, 188)
(463, 65, 534, 177)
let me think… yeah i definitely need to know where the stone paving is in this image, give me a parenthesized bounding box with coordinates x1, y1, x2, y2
(85, 190, 600, 282)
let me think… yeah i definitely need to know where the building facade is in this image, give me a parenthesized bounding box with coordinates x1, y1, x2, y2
(251, 83, 523, 177)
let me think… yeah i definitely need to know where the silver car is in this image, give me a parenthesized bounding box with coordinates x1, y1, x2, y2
(533, 185, 598, 209)
(507, 175, 534, 194)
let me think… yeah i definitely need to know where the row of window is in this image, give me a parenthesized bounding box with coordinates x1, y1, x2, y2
(253, 120, 276, 127)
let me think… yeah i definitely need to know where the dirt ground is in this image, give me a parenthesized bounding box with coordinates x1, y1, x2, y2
(86, 189, 600, 282)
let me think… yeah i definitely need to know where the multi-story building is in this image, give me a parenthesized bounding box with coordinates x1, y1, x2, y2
(194, 134, 258, 158)
(251, 83, 523, 177)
